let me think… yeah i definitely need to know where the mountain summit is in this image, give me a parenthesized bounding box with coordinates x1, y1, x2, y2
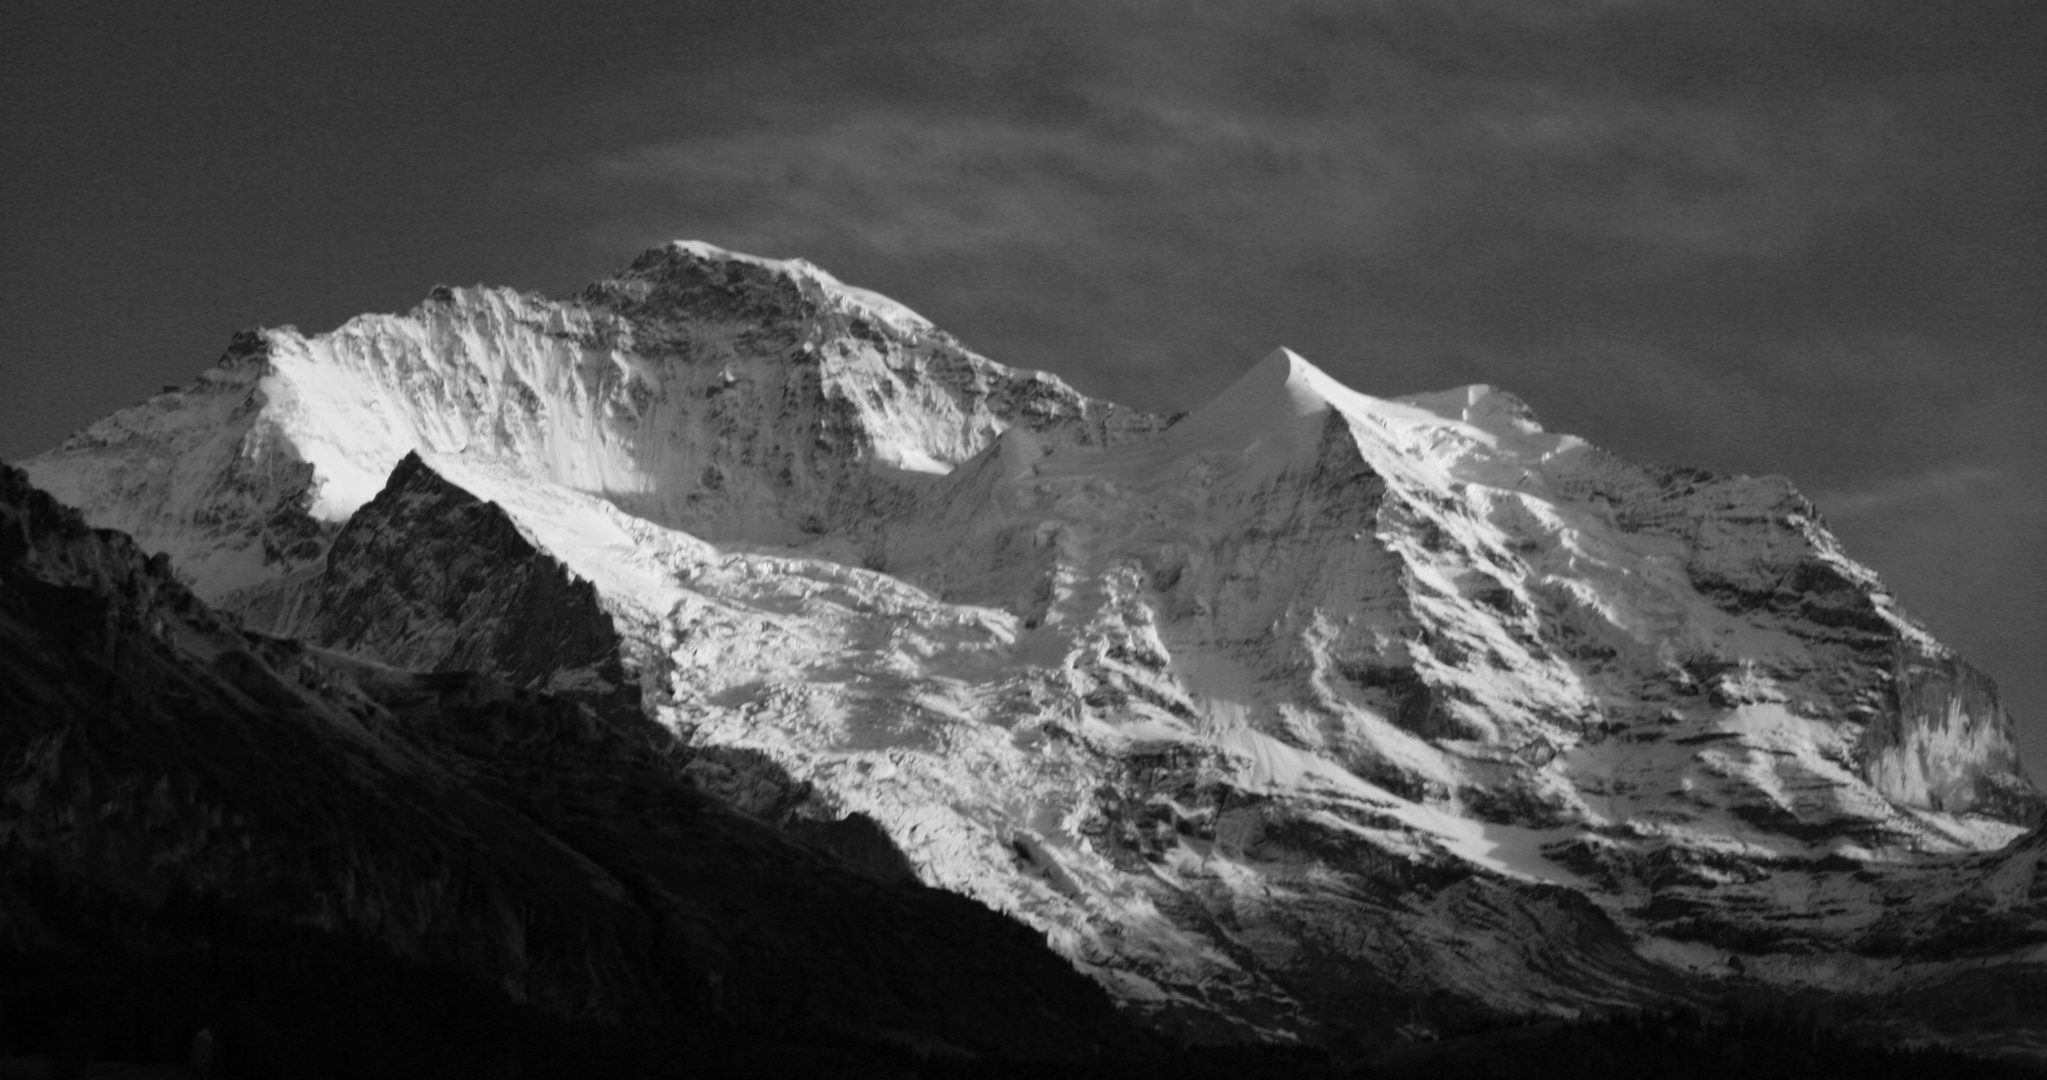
(19, 242, 2047, 1055)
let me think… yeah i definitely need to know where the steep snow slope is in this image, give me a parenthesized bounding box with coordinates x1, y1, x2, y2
(19, 245, 2045, 1053)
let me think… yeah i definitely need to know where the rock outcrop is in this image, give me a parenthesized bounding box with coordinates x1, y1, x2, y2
(250, 450, 641, 723)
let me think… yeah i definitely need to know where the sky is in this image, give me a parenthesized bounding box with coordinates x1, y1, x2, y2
(3, 0, 2042, 766)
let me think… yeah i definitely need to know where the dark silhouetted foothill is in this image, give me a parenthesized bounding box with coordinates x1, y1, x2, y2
(0, 462, 1137, 1078)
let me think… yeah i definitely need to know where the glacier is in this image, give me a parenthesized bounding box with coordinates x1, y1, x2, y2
(22, 241, 2046, 1054)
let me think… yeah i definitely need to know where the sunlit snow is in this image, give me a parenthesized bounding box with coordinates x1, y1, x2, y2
(23, 240, 2040, 1039)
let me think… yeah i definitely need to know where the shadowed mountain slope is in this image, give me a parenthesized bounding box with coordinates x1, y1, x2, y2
(0, 462, 1137, 1076)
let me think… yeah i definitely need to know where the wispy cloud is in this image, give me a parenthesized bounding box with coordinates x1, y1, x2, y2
(563, 12, 1930, 271)
(500, 0, 2047, 750)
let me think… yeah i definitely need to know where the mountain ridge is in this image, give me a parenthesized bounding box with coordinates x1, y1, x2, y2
(17, 241, 2046, 1058)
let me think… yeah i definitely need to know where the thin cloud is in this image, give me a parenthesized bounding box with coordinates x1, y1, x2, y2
(555, 0, 2009, 294)
(508, 0, 2046, 746)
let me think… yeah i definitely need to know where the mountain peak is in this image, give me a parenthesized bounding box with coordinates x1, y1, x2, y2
(1252, 344, 1324, 389)
(1163, 346, 1341, 468)
(18, 245, 2047, 1060)
(596, 239, 936, 336)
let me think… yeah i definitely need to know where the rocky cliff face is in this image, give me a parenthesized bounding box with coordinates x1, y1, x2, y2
(248, 450, 641, 723)
(18, 244, 2046, 1058)
(1868, 645, 2037, 822)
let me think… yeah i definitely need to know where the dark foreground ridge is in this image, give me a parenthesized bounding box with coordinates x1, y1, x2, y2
(0, 461, 1136, 1077)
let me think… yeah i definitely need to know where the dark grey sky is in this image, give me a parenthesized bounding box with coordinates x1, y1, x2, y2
(4, 0, 2041, 765)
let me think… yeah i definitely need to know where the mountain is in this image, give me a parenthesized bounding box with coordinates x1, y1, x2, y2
(0, 459, 1144, 1076)
(20, 241, 2047, 1060)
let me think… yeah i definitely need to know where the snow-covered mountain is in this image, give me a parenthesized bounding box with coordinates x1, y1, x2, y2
(22, 242, 2046, 1055)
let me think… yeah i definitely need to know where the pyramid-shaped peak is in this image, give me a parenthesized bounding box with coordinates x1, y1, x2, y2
(1162, 347, 1348, 468)
(1244, 346, 1325, 389)
(1160, 349, 1556, 478)
(1236, 346, 1337, 406)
